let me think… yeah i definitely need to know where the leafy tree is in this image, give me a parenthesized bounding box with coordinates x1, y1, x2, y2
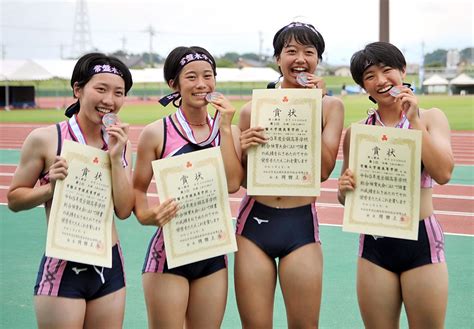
(216, 58, 236, 68)
(241, 53, 261, 61)
(460, 48, 474, 63)
(424, 49, 447, 66)
(220, 52, 240, 63)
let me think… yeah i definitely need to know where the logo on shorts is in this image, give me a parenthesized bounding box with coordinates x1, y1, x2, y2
(253, 216, 269, 225)
(72, 267, 88, 275)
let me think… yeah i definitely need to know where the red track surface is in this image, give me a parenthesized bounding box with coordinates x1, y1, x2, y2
(1, 123, 472, 235)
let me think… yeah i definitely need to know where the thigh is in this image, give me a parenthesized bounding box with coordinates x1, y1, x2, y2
(234, 235, 277, 329)
(186, 268, 227, 329)
(401, 263, 448, 329)
(142, 272, 189, 329)
(278, 243, 323, 329)
(84, 287, 126, 329)
(35, 295, 86, 329)
(357, 258, 402, 329)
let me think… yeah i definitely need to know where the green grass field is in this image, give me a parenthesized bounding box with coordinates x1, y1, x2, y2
(1, 94, 472, 130)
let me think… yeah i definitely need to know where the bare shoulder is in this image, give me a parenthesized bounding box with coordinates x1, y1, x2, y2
(140, 119, 164, 140)
(420, 107, 448, 120)
(23, 124, 58, 150)
(137, 119, 165, 155)
(238, 100, 253, 130)
(420, 107, 450, 128)
(322, 95, 344, 110)
(240, 100, 252, 116)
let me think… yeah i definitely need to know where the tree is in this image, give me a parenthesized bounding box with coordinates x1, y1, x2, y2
(241, 53, 261, 61)
(219, 52, 240, 63)
(460, 48, 474, 63)
(424, 49, 447, 67)
(216, 58, 236, 68)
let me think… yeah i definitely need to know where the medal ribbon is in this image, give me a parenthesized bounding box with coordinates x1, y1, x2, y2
(67, 115, 128, 167)
(176, 108, 220, 146)
(368, 109, 410, 129)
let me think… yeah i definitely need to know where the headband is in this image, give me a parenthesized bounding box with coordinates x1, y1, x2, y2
(179, 52, 214, 68)
(90, 64, 123, 77)
(283, 22, 318, 34)
(159, 52, 216, 107)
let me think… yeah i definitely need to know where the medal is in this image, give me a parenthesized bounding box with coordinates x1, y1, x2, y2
(296, 72, 308, 86)
(102, 113, 117, 127)
(389, 87, 402, 97)
(205, 92, 222, 103)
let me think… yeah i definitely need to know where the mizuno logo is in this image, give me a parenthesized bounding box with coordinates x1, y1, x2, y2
(72, 267, 88, 275)
(253, 217, 269, 224)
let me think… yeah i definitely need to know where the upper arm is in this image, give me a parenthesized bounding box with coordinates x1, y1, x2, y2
(231, 125, 242, 161)
(9, 127, 52, 191)
(322, 96, 345, 157)
(238, 101, 252, 131)
(340, 126, 352, 174)
(424, 108, 452, 158)
(133, 122, 163, 193)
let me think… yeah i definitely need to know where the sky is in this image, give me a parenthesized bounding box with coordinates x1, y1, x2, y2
(1, 0, 472, 65)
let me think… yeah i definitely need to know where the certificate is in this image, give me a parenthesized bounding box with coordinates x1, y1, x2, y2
(46, 140, 114, 267)
(247, 88, 322, 196)
(152, 147, 237, 269)
(342, 124, 422, 240)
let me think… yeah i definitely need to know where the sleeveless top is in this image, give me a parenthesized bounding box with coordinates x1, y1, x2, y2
(160, 115, 219, 159)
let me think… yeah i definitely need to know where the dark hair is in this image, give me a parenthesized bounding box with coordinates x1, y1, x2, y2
(163, 46, 217, 89)
(350, 42, 406, 87)
(272, 22, 325, 60)
(70, 52, 133, 94)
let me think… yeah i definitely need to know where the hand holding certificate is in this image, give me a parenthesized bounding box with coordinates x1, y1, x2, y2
(152, 147, 237, 269)
(247, 88, 322, 196)
(342, 124, 422, 240)
(46, 140, 114, 267)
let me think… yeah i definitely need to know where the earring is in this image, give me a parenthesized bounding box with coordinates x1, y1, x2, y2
(369, 95, 377, 104)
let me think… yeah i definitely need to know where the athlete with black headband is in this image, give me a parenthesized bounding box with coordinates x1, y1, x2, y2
(338, 41, 453, 329)
(7, 52, 134, 328)
(235, 22, 344, 328)
(133, 46, 243, 329)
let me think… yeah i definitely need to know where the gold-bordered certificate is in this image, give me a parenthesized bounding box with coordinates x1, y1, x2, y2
(46, 140, 114, 267)
(247, 88, 322, 196)
(152, 147, 237, 269)
(343, 124, 422, 240)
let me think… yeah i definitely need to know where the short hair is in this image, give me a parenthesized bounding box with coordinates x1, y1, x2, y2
(350, 42, 406, 87)
(163, 46, 217, 89)
(70, 52, 133, 95)
(272, 22, 325, 60)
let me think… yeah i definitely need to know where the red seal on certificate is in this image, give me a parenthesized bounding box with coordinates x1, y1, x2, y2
(102, 113, 117, 127)
(218, 231, 226, 241)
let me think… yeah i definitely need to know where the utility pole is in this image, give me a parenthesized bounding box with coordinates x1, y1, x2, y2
(419, 41, 425, 90)
(258, 31, 263, 60)
(120, 36, 127, 53)
(379, 0, 389, 42)
(71, 0, 93, 58)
